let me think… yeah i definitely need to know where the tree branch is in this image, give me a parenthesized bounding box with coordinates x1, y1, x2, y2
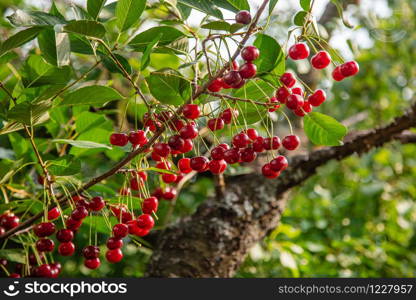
(146, 102, 416, 277)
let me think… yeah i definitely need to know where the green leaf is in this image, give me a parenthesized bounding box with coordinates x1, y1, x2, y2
(294, 11, 308, 26)
(0, 249, 26, 264)
(177, 3, 192, 19)
(75, 111, 111, 134)
(146, 69, 191, 106)
(48, 155, 81, 176)
(7, 10, 65, 27)
(141, 34, 162, 70)
(87, 0, 107, 19)
(215, 0, 250, 12)
(128, 26, 185, 52)
(60, 85, 123, 106)
(116, 0, 146, 32)
(253, 34, 284, 74)
(300, 0, 311, 11)
(0, 27, 44, 56)
(177, 0, 223, 19)
(269, 0, 279, 14)
(21, 55, 71, 87)
(63, 20, 106, 38)
(304, 112, 347, 146)
(201, 21, 231, 31)
(101, 53, 132, 74)
(330, 0, 354, 29)
(37, 29, 70, 67)
(8, 100, 51, 125)
(52, 139, 112, 149)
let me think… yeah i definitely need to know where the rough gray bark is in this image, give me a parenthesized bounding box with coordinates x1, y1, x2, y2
(146, 103, 416, 278)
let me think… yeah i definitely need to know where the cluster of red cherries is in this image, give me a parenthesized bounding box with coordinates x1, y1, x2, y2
(0, 211, 20, 236)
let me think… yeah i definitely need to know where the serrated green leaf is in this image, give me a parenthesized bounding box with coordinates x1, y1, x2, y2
(7, 9, 65, 27)
(87, 0, 107, 19)
(300, 0, 311, 11)
(141, 34, 162, 70)
(253, 33, 284, 74)
(0, 27, 44, 56)
(294, 11, 308, 26)
(8, 100, 51, 125)
(101, 53, 132, 74)
(304, 112, 347, 146)
(52, 139, 112, 149)
(269, 0, 279, 14)
(201, 21, 231, 31)
(146, 69, 191, 106)
(177, 0, 223, 19)
(63, 20, 106, 38)
(116, 0, 146, 32)
(128, 26, 185, 52)
(48, 155, 81, 176)
(60, 86, 123, 106)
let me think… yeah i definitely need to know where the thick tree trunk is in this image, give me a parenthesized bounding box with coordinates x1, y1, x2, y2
(146, 104, 416, 277)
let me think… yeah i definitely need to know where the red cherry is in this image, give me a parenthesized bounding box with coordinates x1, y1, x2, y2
(220, 78, 232, 89)
(36, 238, 54, 252)
(289, 42, 310, 60)
(168, 135, 185, 151)
(142, 197, 159, 214)
(153, 142, 171, 157)
(340, 61, 359, 77)
(311, 51, 331, 69)
(253, 136, 265, 152)
(263, 136, 281, 150)
(163, 187, 177, 200)
(113, 223, 129, 239)
(231, 79, 246, 89)
(33, 222, 56, 237)
(232, 133, 250, 148)
(180, 138, 193, 153)
(84, 258, 101, 270)
(268, 97, 280, 112)
(223, 71, 242, 86)
(282, 135, 300, 150)
(218, 143, 230, 150)
(162, 173, 177, 183)
(246, 128, 258, 140)
(169, 119, 185, 131)
(157, 111, 173, 122)
(66, 217, 82, 231)
(235, 10, 251, 24)
(58, 241, 75, 256)
(262, 163, 279, 179)
(276, 87, 290, 103)
(35, 264, 53, 278)
(0, 214, 19, 230)
(75, 198, 90, 208)
(130, 177, 143, 191)
(83, 245, 100, 259)
(0, 226, 5, 236)
(209, 159, 227, 174)
(9, 273, 20, 278)
(151, 151, 162, 161)
(56, 229, 74, 242)
(220, 108, 239, 124)
(241, 46, 260, 61)
(178, 158, 192, 173)
(239, 62, 257, 79)
(308, 89, 326, 106)
(190, 156, 209, 172)
(210, 146, 225, 160)
(49, 262, 61, 278)
(29, 253, 45, 265)
(240, 148, 257, 163)
(71, 195, 84, 202)
(332, 66, 344, 81)
(71, 206, 89, 220)
(207, 78, 223, 92)
(128, 130, 147, 146)
(109, 133, 128, 147)
(106, 249, 123, 263)
(286, 94, 304, 110)
(89, 196, 105, 211)
(155, 161, 171, 172)
(47, 207, 60, 220)
(292, 87, 303, 96)
(107, 237, 123, 250)
(207, 118, 225, 131)
(223, 148, 240, 164)
(137, 214, 155, 230)
(270, 156, 288, 172)
(183, 104, 200, 120)
(280, 72, 296, 88)
(294, 100, 312, 117)
(179, 124, 198, 139)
